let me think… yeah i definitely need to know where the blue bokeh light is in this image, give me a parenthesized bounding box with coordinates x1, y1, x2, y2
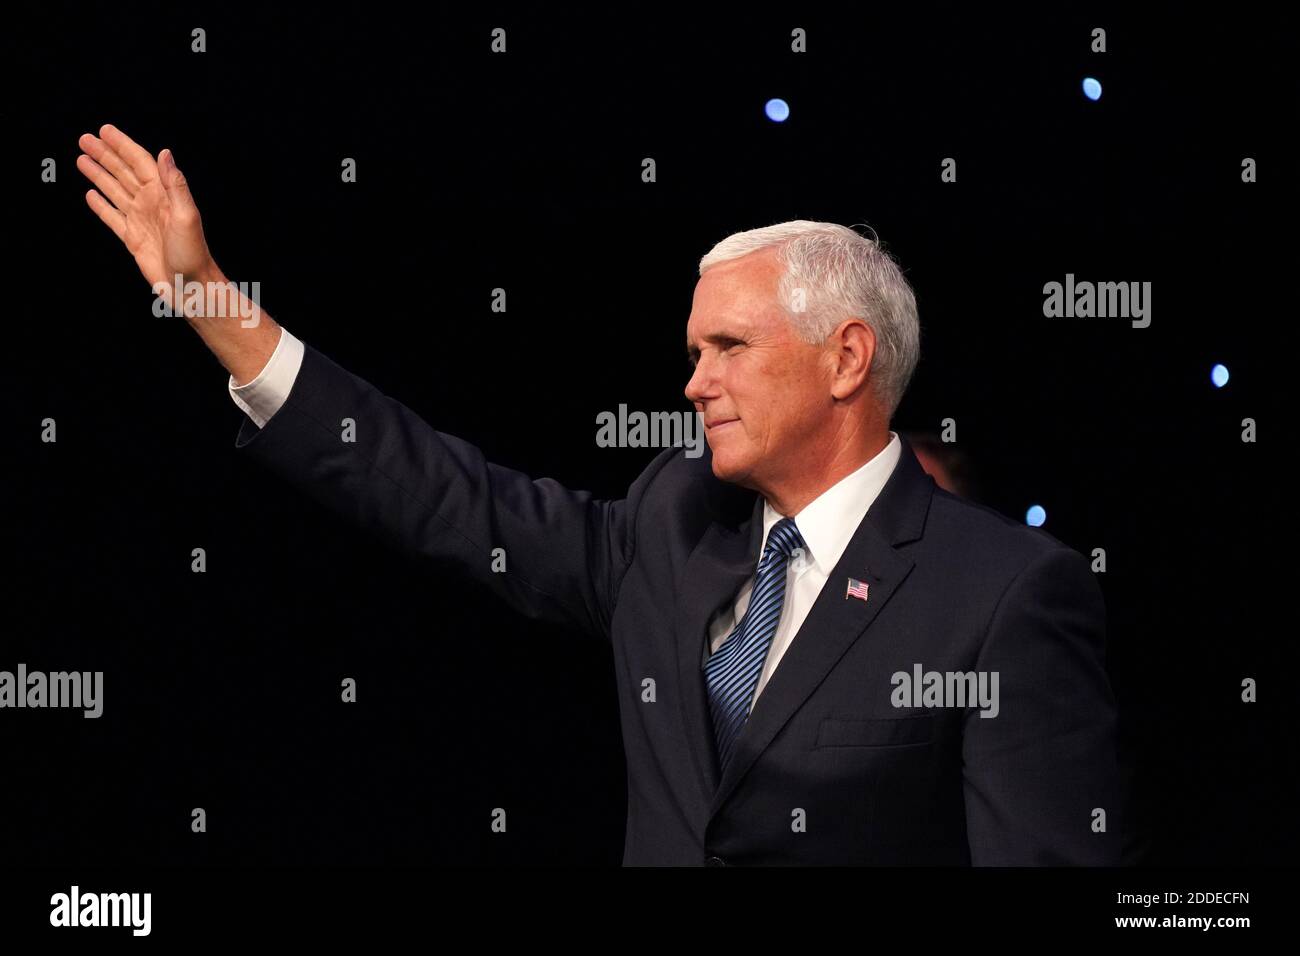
(1211, 363, 1230, 388)
(765, 98, 790, 122)
(1082, 77, 1103, 101)
(1026, 505, 1047, 527)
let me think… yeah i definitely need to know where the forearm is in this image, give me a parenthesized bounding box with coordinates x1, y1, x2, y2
(182, 261, 283, 385)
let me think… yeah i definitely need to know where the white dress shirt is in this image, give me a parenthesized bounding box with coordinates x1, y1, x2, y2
(705, 432, 901, 703)
(227, 329, 902, 705)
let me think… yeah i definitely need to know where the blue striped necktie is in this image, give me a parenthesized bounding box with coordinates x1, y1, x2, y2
(704, 516, 806, 773)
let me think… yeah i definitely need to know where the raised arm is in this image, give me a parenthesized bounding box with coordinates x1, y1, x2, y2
(78, 123, 673, 640)
(233, 339, 676, 639)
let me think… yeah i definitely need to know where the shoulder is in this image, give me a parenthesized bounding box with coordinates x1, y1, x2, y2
(626, 444, 756, 534)
(922, 485, 1095, 593)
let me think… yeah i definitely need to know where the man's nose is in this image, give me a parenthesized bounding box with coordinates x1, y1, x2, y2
(684, 356, 713, 404)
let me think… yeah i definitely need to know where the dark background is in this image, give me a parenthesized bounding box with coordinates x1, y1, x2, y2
(7, 2, 1294, 867)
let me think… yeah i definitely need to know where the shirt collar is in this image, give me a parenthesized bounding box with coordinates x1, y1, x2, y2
(759, 431, 902, 574)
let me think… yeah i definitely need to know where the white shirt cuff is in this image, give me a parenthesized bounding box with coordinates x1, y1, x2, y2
(228, 326, 306, 429)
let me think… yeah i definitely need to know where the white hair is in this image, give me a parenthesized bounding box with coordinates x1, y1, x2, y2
(698, 220, 920, 418)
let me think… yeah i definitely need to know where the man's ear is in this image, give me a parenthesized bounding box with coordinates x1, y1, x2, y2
(830, 318, 875, 400)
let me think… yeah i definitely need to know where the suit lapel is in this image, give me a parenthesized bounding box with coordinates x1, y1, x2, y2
(674, 438, 937, 821)
(707, 510, 918, 818)
(675, 493, 765, 801)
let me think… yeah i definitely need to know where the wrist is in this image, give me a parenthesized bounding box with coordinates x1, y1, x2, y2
(190, 258, 224, 286)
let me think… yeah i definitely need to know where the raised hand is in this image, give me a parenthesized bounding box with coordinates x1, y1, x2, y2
(77, 124, 216, 296)
(77, 124, 282, 384)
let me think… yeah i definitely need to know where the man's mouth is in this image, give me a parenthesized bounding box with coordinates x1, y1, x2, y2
(706, 418, 739, 431)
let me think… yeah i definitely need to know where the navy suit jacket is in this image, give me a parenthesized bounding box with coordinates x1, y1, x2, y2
(235, 343, 1127, 866)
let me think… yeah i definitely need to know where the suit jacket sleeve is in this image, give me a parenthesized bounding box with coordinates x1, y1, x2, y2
(961, 546, 1125, 864)
(232, 342, 672, 641)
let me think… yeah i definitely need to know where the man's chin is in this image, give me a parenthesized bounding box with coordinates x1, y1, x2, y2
(709, 453, 751, 486)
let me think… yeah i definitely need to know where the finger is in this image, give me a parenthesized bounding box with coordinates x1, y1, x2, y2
(157, 148, 198, 214)
(79, 132, 141, 195)
(76, 154, 133, 212)
(85, 188, 126, 242)
(98, 124, 158, 185)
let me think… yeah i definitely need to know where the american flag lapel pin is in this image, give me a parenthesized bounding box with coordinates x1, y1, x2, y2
(845, 577, 870, 603)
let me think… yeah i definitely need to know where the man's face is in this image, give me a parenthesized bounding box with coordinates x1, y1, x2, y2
(684, 248, 833, 490)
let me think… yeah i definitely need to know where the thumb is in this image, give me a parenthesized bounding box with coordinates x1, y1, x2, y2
(159, 148, 197, 210)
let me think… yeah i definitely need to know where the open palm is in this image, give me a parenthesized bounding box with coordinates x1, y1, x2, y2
(77, 124, 214, 297)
